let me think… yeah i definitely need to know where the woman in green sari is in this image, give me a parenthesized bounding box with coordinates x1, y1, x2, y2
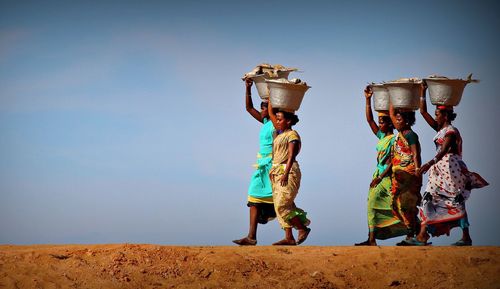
(355, 86, 407, 246)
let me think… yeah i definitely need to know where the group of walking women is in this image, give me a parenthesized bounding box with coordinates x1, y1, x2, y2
(232, 78, 311, 246)
(358, 83, 488, 246)
(233, 79, 488, 246)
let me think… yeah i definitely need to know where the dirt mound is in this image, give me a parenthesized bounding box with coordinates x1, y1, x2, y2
(1, 244, 499, 288)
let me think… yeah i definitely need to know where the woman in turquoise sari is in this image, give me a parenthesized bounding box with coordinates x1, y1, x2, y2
(233, 79, 276, 246)
(356, 86, 407, 246)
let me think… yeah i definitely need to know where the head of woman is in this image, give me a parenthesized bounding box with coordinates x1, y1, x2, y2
(394, 110, 416, 131)
(260, 101, 269, 119)
(435, 106, 456, 128)
(378, 113, 394, 134)
(276, 110, 299, 131)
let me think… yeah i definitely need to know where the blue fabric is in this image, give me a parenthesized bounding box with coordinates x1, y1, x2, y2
(248, 118, 275, 198)
(259, 118, 274, 155)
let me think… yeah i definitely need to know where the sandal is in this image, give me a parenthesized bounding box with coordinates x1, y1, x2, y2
(354, 240, 376, 246)
(297, 228, 311, 245)
(400, 237, 430, 246)
(451, 239, 472, 246)
(232, 237, 257, 246)
(272, 238, 297, 246)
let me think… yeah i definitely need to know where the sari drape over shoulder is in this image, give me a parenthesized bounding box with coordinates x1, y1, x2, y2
(247, 118, 276, 224)
(367, 131, 407, 239)
(269, 130, 310, 229)
(391, 130, 422, 235)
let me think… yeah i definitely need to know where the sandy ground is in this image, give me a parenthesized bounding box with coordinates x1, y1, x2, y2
(0, 244, 499, 289)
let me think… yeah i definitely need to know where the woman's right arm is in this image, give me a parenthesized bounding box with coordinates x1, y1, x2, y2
(364, 86, 379, 135)
(245, 79, 263, 123)
(419, 81, 438, 131)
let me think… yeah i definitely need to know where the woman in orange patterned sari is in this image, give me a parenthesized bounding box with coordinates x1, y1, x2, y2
(389, 103, 422, 245)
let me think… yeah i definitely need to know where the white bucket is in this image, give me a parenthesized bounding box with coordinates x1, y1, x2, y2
(385, 81, 421, 111)
(424, 78, 468, 106)
(251, 71, 292, 100)
(266, 80, 310, 113)
(370, 84, 390, 112)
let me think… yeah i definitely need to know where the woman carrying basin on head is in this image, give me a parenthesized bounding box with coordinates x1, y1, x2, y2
(412, 82, 488, 246)
(267, 101, 311, 246)
(233, 78, 276, 246)
(355, 86, 407, 246)
(389, 100, 423, 246)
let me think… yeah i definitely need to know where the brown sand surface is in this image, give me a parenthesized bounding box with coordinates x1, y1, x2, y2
(0, 244, 499, 289)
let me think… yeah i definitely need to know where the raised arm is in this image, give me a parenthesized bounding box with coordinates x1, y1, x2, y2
(267, 100, 278, 129)
(389, 102, 398, 130)
(419, 81, 438, 131)
(364, 86, 379, 135)
(245, 79, 264, 123)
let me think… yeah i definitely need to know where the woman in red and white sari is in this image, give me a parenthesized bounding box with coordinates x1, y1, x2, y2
(414, 83, 488, 246)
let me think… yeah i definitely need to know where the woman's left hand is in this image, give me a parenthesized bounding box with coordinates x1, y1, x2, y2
(280, 173, 289, 187)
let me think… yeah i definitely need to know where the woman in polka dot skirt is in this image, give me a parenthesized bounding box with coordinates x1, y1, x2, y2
(412, 83, 489, 246)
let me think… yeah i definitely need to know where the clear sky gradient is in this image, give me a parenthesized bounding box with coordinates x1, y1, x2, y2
(1, 0, 499, 246)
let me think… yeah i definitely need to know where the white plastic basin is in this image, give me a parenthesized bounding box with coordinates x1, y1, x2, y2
(266, 80, 310, 113)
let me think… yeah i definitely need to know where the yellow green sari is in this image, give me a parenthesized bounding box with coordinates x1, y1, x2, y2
(368, 131, 407, 239)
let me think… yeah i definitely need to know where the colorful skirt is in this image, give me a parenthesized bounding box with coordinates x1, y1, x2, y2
(367, 174, 407, 240)
(419, 154, 488, 237)
(392, 169, 422, 235)
(270, 162, 310, 229)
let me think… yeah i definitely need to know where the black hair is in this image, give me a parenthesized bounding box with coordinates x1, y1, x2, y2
(279, 110, 299, 126)
(397, 111, 416, 127)
(260, 101, 268, 109)
(437, 108, 457, 122)
(380, 115, 394, 129)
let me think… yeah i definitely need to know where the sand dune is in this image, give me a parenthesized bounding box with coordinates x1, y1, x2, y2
(0, 244, 499, 289)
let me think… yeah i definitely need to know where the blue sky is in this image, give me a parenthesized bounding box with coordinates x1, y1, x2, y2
(1, 0, 499, 245)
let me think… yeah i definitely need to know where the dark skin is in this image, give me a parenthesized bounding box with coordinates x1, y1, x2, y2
(357, 86, 394, 246)
(268, 102, 308, 245)
(246, 79, 269, 122)
(415, 82, 471, 244)
(389, 98, 421, 240)
(389, 103, 422, 172)
(235, 79, 271, 244)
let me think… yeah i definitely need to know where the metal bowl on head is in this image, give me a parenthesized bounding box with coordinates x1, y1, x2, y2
(370, 83, 390, 112)
(266, 80, 310, 113)
(251, 71, 292, 100)
(385, 80, 421, 111)
(424, 77, 468, 106)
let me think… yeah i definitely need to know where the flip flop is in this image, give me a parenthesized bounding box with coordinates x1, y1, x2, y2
(404, 238, 430, 246)
(232, 237, 257, 246)
(396, 238, 430, 246)
(272, 239, 297, 246)
(354, 240, 376, 246)
(451, 239, 472, 246)
(297, 228, 311, 245)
